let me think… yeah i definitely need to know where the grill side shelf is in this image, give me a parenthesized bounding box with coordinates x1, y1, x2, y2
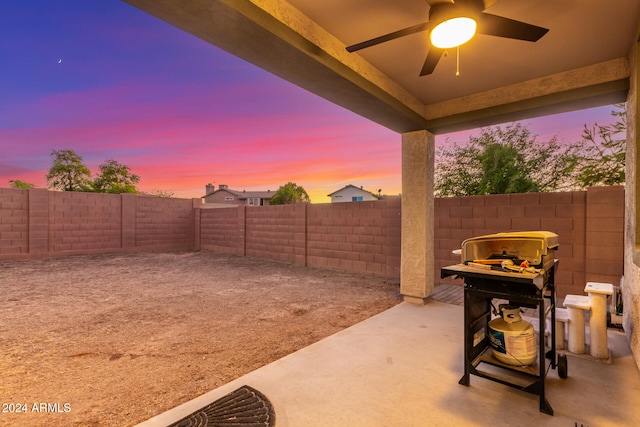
(441, 264, 544, 289)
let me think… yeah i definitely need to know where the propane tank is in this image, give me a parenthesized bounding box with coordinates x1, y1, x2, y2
(488, 305, 537, 366)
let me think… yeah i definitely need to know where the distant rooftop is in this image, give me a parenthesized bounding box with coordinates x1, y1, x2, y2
(202, 183, 273, 200)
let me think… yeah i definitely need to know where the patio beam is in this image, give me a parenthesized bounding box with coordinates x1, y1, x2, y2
(122, 0, 429, 133)
(424, 58, 630, 134)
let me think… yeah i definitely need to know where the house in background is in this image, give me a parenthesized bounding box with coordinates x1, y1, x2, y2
(328, 185, 382, 203)
(202, 183, 274, 206)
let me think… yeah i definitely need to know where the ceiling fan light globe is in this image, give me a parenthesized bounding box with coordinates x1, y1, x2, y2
(430, 17, 477, 49)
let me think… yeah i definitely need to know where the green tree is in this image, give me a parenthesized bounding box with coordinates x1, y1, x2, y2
(92, 159, 140, 194)
(143, 189, 174, 198)
(478, 143, 540, 194)
(45, 149, 92, 191)
(565, 104, 626, 187)
(8, 179, 35, 189)
(435, 123, 572, 196)
(269, 182, 310, 205)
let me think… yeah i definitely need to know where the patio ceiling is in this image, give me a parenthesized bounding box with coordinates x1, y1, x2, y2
(123, 0, 640, 134)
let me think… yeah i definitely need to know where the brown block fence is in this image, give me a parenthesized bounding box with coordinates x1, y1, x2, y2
(0, 186, 624, 298)
(199, 198, 401, 277)
(0, 188, 199, 258)
(435, 186, 624, 297)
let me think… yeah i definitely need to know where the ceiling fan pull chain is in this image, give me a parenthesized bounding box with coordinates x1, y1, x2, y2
(456, 45, 460, 77)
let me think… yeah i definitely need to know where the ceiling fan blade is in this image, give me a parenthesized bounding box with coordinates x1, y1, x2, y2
(477, 13, 548, 42)
(420, 47, 444, 76)
(424, 0, 455, 5)
(346, 21, 434, 52)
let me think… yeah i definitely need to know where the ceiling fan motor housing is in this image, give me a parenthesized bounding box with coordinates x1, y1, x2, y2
(429, 0, 484, 25)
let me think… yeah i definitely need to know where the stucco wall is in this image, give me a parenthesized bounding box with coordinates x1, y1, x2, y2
(624, 37, 640, 369)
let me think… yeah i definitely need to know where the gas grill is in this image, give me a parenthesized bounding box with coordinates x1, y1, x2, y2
(441, 231, 566, 415)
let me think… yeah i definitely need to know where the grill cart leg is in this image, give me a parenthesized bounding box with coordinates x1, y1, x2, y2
(458, 373, 470, 386)
(539, 295, 553, 415)
(540, 397, 554, 415)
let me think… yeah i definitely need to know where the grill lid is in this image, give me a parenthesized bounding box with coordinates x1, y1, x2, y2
(461, 231, 558, 266)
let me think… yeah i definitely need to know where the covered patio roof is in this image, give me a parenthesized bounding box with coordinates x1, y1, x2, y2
(122, 0, 640, 380)
(123, 0, 639, 134)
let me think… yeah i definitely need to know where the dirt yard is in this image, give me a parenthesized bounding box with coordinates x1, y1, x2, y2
(0, 251, 402, 426)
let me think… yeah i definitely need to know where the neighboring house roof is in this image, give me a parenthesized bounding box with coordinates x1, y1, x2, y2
(202, 187, 274, 200)
(233, 190, 274, 200)
(327, 184, 381, 199)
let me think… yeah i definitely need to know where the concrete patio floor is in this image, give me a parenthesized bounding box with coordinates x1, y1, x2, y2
(136, 291, 640, 427)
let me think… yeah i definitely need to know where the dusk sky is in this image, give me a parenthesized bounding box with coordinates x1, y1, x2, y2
(0, 1, 617, 203)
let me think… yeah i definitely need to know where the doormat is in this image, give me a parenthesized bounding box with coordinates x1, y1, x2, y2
(167, 385, 275, 426)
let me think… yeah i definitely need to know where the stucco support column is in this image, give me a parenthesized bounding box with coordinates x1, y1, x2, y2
(401, 130, 435, 304)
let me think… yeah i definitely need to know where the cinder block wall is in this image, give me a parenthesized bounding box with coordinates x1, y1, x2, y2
(246, 203, 306, 264)
(435, 191, 589, 295)
(585, 186, 625, 287)
(0, 188, 29, 256)
(435, 187, 624, 297)
(306, 198, 401, 276)
(199, 198, 402, 276)
(134, 195, 196, 249)
(49, 191, 122, 253)
(199, 186, 623, 298)
(0, 186, 624, 299)
(0, 188, 198, 259)
(200, 206, 245, 255)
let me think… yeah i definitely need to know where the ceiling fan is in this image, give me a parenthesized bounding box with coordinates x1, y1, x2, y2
(345, 0, 549, 76)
